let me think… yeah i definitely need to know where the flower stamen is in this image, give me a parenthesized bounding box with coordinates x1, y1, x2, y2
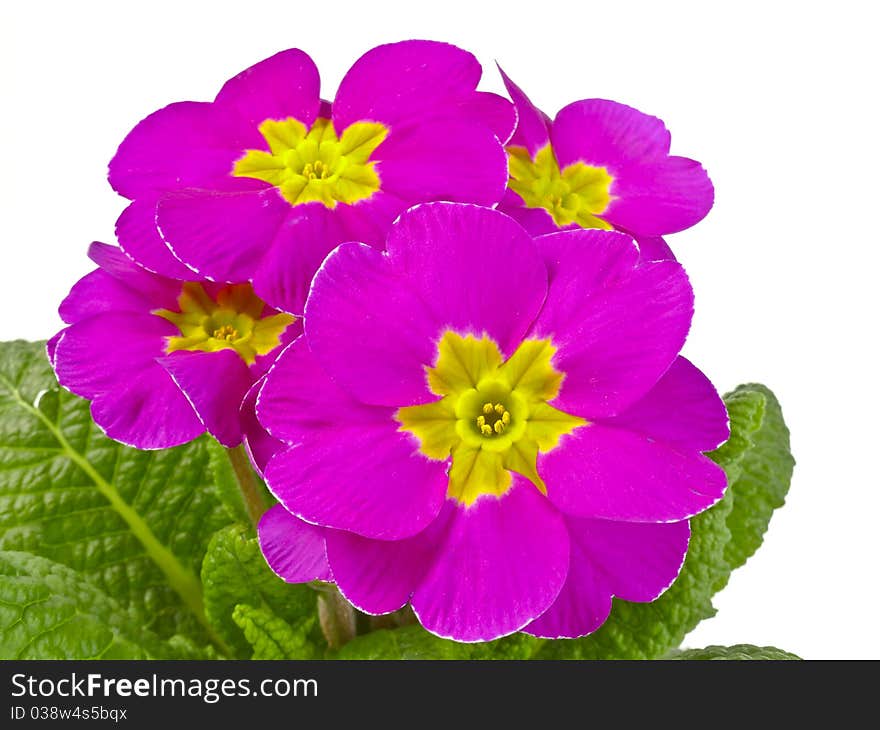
(213, 324, 239, 341)
(477, 402, 511, 436)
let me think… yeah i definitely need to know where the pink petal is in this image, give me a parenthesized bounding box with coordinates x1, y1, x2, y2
(604, 156, 715, 235)
(214, 49, 321, 130)
(523, 539, 611, 639)
(264, 423, 448, 540)
(536, 228, 639, 308)
(58, 269, 151, 324)
(635, 234, 676, 262)
(411, 481, 569, 642)
(258, 504, 331, 583)
(256, 337, 374, 444)
(108, 101, 256, 199)
(459, 91, 517, 144)
(541, 422, 727, 522)
(533, 229, 692, 417)
(116, 199, 199, 280)
(306, 204, 548, 407)
(382, 202, 548, 358)
(326, 519, 444, 615)
(579, 517, 690, 602)
(86, 241, 182, 308)
(257, 338, 447, 539)
(603, 357, 729, 452)
(499, 67, 552, 155)
(90, 362, 204, 449)
(377, 119, 508, 207)
(525, 517, 689, 638)
(331, 189, 409, 248)
(304, 242, 439, 408)
(251, 205, 348, 315)
(551, 98, 671, 169)
(46, 332, 63, 366)
(53, 312, 174, 399)
(241, 376, 285, 477)
(158, 350, 253, 447)
(333, 41, 482, 131)
(157, 188, 291, 282)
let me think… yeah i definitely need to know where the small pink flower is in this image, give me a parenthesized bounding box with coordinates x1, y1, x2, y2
(498, 70, 714, 260)
(50, 243, 298, 449)
(108, 42, 513, 313)
(255, 203, 728, 641)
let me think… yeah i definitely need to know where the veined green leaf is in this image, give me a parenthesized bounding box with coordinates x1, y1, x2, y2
(201, 523, 319, 658)
(232, 603, 318, 660)
(719, 385, 794, 580)
(0, 551, 209, 659)
(667, 644, 800, 660)
(0, 341, 233, 656)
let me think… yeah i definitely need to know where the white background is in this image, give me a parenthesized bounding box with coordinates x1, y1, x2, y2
(2, 1, 877, 659)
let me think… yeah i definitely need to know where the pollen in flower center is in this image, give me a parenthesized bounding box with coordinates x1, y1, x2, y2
(507, 144, 614, 229)
(212, 324, 239, 341)
(397, 331, 586, 506)
(477, 402, 511, 436)
(302, 160, 330, 180)
(232, 116, 389, 209)
(153, 282, 295, 365)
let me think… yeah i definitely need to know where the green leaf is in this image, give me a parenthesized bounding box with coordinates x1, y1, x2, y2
(535, 384, 792, 659)
(232, 603, 317, 659)
(0, 341, 233, 656)
(707, 388, 766, 486)
(667, 644, 800, 660)
(205, 439, 251, 525)
(201, 523, 319, 658)
(720, 385, 794, 578)
(0, 551, 207, 659)
(337, 624, 543, 660)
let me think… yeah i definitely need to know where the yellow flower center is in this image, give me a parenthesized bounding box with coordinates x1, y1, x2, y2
(477, 402, 511, 436)
(232, 116, 389, 208)
(397, 331, 587, 506)
(507, 144, 614, 229)
(154, 282, 295, 366)
(213, 324, 239, 341)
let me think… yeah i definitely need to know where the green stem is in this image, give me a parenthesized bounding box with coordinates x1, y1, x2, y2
(226, 445, 268, 527)
(3, 377, 230, 656)
(369, 605, 417, 631)
(315, 585, 357, 650)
